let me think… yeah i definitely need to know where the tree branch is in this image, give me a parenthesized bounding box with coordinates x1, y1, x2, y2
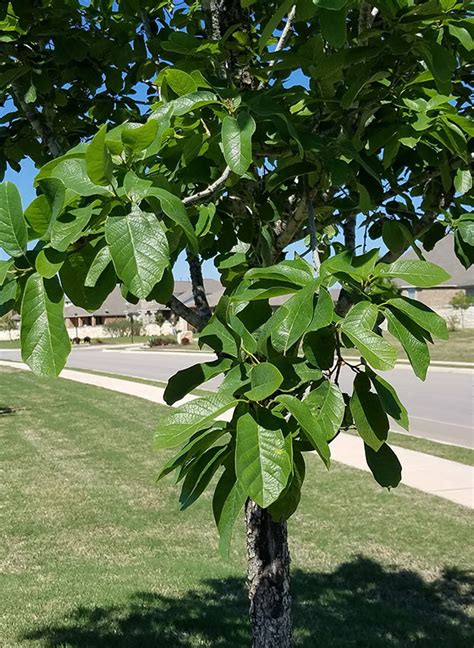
(183, 166, 231, 206)
(167, 295, 208, 332)
(187, 252, 213, 323)
(305, 179, 321, 272)
(12, 86, 63, 158)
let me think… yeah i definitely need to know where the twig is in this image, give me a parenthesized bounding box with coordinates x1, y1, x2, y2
(304, 178, 321, 273)
(183, 166, 231, 206)
(258, 4, 297, 89)
(272, 5, 297, 62)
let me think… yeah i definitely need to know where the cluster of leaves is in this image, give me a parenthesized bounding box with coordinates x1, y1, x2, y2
(157, 252, 450, 555)
(0, 0, 472, 555)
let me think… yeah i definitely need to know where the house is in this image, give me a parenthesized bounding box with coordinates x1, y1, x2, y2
(397, 234, 474, 327)
(63, 279, 223, 337)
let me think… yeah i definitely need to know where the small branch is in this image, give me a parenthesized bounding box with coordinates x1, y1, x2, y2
(167, 295, 207, 332)
(259, 4, 297, 90)
(183, 166, 231, 206)
(305, 178, 321, 273)
(273, 5, 297, 60)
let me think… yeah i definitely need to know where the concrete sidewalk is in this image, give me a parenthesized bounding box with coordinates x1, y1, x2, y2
(1, 359, 472, 509)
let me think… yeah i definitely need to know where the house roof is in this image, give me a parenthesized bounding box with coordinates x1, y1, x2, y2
(398, 234, 474, 288)
(63, 279, 224, 318)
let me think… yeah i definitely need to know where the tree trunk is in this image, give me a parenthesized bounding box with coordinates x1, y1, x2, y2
(245, 499, 292, 648)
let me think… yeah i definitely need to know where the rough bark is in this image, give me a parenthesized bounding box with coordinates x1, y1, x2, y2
(12, 86, 64, 158)
(245, 500, 292, 648)
(186, 252, 213, 324)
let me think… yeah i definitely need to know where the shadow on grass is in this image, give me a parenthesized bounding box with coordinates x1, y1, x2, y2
(0, 405, 16, 415)
(22, 556, 473, 647)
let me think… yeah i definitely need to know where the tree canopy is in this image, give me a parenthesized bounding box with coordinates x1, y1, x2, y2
(0, 1, 473, 641)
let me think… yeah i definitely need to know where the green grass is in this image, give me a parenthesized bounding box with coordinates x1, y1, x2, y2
(1, 366, 473, 647)
(0, 339, 20, 348)
(67, 367, 474, 466)
(386, 429, 474, 466)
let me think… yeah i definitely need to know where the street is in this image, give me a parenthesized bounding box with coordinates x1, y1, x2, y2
(1, 346, 472, 448)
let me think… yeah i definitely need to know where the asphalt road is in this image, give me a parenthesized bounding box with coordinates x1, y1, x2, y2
(1, 346, 473, 448)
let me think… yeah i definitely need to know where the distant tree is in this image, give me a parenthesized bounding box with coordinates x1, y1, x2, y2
(0, 313, 16, 340)
(450, 291, 473, 328)
(1, 1, 473, 646)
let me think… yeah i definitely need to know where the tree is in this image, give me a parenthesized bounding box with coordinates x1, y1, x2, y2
(450, 290, 473, 328)
(1, 1, 473, 646)
(0, 313, 16, 340)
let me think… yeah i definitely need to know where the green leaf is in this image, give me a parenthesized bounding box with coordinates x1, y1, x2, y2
(84, 245, 112, 288)
(320, 7, 346, 48)
(245, 258, 313, 287)
(164, 358, 233, 405)
(350, 374, 389, 451)
(36, 178, 65, 226)
(245, 362, 284, 401)
(222, 112, 256, 176)
(276, 394, 331, 467)
(20, 273, 70, 377)
(305, 379, 345, 440)
(50, 204, 94, 252)
(309, 287, 333, 331)
(0, 258, 13, 285)
(24, 196, 51, 237)
(235, 409, 292, 508)
(377, 259, 450, 288)
(268, 450, 305, 522)
(179, 445, 228, 511)
(122, 120, 159, 153)
(269, 281, 318, 353)
(382, 221, 407, 255)
(60, 240, 116, 311)
(85, 124, 113, 186)
(386, 297, 448, 340)
(213, 464, 246, 559)
(165, 69, 197, 95)
(0, 277, 17, 316)
(0, 182, 27, 257)
(35, 248, 65, 279)
(105, 208, 170, 299)
(365, 443, 402, 488)
(369, 372, 409, 431)
(385, 309, 430, 380)
(155, 90, 219, 117)
(454, 169, 472, 196)
(145, 188, 197, 253)
(49, 158, 111, 197)
(341, 302, 397, 371)
(322, 249, 379, 282)
(314, 0, 348, 9)
(303, 327, 336, 370)
(155, 393, 238, 449)
(448, 24, 473, 52)
(458, 217, 474, 248)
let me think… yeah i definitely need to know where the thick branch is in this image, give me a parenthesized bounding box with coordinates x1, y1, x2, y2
(12, 86, 63, 158)
(187, 252, 213, 323)
(183, 166, 231, 206)
(167, 295, 207, 332)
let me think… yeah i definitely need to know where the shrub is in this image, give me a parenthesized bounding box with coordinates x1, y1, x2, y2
(103, 319, 142, 338)
(83, 336, 91, 344)
(148, 335, 177, 347)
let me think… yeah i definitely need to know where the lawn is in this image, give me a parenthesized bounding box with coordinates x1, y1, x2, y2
(1, 366, 473, 647)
